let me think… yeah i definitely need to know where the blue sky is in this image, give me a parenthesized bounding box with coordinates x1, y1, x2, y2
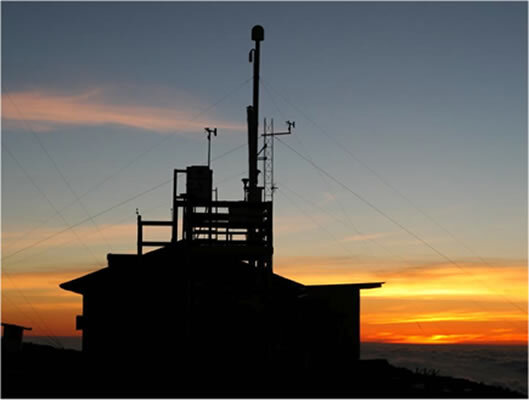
(2, 1, 527, 275)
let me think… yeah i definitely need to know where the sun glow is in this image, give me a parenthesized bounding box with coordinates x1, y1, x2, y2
(278, 257, 527, 345)
(2, 253, 527, 343)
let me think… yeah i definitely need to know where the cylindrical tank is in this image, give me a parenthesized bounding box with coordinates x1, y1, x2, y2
(186, 166, 213, 202)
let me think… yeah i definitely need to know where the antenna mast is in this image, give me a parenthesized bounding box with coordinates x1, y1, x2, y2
(246, 25, 264, 203)
(262, 118, 274, 202)
(262, 119, 295, 201)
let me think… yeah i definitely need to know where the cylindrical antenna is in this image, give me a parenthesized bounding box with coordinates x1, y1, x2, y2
(252, 25, 264, 132)
(247, 25, 264, 202)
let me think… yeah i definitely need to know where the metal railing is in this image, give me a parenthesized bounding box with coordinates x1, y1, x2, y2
(137, 200, 272, 256)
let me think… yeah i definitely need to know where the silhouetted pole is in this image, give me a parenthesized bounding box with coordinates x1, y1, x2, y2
(137, 213, 142, 255)
(172, 169, 178, 243)
(252, 27, 262, 142)
(204, 127, 217, 169)
(248, 25, 264, 203)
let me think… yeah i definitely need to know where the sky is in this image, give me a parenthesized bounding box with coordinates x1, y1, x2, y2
(2, 2, 527, 346)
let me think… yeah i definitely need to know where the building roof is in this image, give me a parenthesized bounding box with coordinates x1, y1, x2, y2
(60, 242, 383, 296)
(1, 323, 32, 331)
(307, 282, 384, 290)
(60, 242, 305, 295)
(60, 267, 112, 294)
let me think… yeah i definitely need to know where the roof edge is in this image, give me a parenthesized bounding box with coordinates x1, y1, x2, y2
(307, 282, 384, 290)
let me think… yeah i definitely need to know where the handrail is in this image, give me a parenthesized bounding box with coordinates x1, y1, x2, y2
(137, 199, 272, 255)
(141, 220, 173, 226)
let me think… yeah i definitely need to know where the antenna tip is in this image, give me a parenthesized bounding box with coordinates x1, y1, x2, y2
(251, 25, 264, 42)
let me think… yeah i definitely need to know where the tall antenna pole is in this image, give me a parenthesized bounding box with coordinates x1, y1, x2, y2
(247, 25, 264, 203)
(252, 26, 262, 138)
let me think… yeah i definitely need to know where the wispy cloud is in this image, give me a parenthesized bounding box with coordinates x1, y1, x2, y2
(366, 310, 528, 325)
(275, 254, 385, 285)
(275, 255, 528, 304)
(367, 261, 528, 301)
(362, 321, 527, 345)
(3, 89, 245, 134)
(321, 192, 336, 205)
(342, 232, 393, 242)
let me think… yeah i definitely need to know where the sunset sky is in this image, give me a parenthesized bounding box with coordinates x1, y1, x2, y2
(2, 2, 527, 346)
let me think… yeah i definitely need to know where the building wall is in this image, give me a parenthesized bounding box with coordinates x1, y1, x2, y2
(305, 286, 361, 363)
(76, 261, 362, 371)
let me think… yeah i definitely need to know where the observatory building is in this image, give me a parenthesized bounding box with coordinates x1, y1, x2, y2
(60, 26, 383, 371)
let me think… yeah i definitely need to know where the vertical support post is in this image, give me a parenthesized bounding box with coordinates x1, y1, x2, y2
(208, 199, 212, 243)
(262, 118, 267, 199)
(353, 289, 360, 360)
(271, 119, 275, 201)
(185, 203, 193, 241)
(213, 187, 218, 240)
(205, 128, 217, 169)
(172, 169, 178, 243)
(267, 201, 273, 273)
(247, 106, 258, 202)
(208, 134, 211, 169)
(137, 214, 143, 255)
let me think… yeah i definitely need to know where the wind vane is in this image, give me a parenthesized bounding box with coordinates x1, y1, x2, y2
(204, 127, 217, 168)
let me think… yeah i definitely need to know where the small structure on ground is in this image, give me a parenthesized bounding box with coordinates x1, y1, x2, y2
(1, 323, 32, 353)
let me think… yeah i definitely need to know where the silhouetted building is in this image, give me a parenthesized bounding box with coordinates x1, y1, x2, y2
(60, 25, 383, 373)
(2, 323, 32, 353)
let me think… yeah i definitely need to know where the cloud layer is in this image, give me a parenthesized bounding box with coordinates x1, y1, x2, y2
(3, 89, 244, 134)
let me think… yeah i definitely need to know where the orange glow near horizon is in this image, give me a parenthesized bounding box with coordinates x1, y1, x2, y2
(277, 256, 528, 345)
(2, 270, 86, 337)
(2, 256, 527, 345)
